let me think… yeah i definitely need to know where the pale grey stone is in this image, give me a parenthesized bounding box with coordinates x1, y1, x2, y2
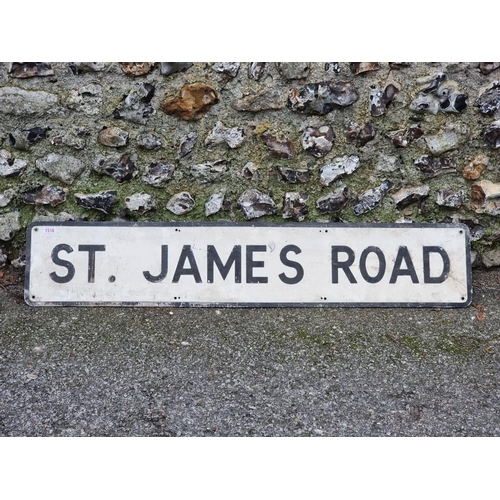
(320, 155, 360, 186)
(425, 131, 460, 154)
(205, 193, 224, 216)
(231, 88, 284, 112)
(36, 154, 86, 185)
(167, 192, 195, 215)
(189, 160, 227, 183)
(0, 211, 20, 241)
(125, 193, 155, 213)
(0, 87, 58, 115)
(0, 189, 15, 207)
(0, 150, 27, 177)
(205, 122, 245, 149)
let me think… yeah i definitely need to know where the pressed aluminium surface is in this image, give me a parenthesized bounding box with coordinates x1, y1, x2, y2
(25, 222, 471, 307)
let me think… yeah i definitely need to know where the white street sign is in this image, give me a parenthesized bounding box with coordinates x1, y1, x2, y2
(25, 222, 471, 307)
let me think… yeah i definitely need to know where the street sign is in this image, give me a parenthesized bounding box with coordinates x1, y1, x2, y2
(25, 222, 472, 307)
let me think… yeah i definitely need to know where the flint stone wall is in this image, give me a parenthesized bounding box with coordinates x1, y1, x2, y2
(1, 61, 500, 268)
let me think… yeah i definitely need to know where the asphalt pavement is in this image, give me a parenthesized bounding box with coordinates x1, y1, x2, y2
(1, 267, 499, 436)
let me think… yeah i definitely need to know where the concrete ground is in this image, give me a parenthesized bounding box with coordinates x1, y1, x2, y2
(0, 267, 499, 436)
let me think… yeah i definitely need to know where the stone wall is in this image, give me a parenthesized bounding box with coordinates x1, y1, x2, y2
(1, 62, 500, 268)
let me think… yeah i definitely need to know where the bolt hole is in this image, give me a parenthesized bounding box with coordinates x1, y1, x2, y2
(459, 230, 463, 234)
(34, 228, 38, 232)
(461, 296, 465, 300)
(108, 275, 116, 283)
(32, 295, 35, 299)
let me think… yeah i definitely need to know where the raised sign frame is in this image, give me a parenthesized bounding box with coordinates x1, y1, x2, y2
(24, 222, 472, 308)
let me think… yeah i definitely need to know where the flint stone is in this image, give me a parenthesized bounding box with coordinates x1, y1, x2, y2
(9, 127, 48, 150)
(189, 160, 227, 183)
(325, 63, 340, 73)
(22, 185, 67, 206)
(75, 191, 119, 214)
(65, 84, 102, 116)
(483, 120, 500, 149)
(242, 162, 258, 180)
(248, 63, 266, 81)
(425, 130, 460, 154)
(238, 189, 277, 220)
(51, 128, 86, 150)
(96, 154, 138, 183)
(320, 155, 360, 186)
(212, 63, 240, 77)
(282, 192, 309, 221)
(231, 88, 284, 112)
(277, 62, 310, 80)
(350, 63, 380, 75)
(167, 192, 195, 215)
(160, 63, 192, 76)
(462, 154, 488, 180)
(0, 251, 6, 267)
(436, 189, 464, 208)
(370, 84, 399, 116)
(387, 125, 424, 147)
(68, 62, 107, 74)
(0, 150, 27, 177)
(161, 83, 219, 121)
(392, 185, 430, 210)
(475, 82, 500, 114)
(0, 87, 58, 115)
(278, 167, 310, 183)
(414, 156, 456, 176)
(125, 193, 155, 213)
(113, 83, 155, 124)
(288, 81, 359, 115)
(410, 93, 439, 115)
(205, 193, 224, 216)
(119, 62, 154, 77)
(261, 131, 294, 159)
(316, 186, 349, 214)
(471, 180, 500, 215)
(0, 211, 20, 241)
(0, 189, 15, 207)
(137, 133, 162, 150)
(345, 121, 376, 147)
(9, 62, 54, 78)
(36, 154, 86, 185)
(143, 162, 175, 187)
(302, 125, 335, 157)
(353, 180, 394, 215)
(98, 127, 129, 147)
(479, 63, 500, 75)
(205, 122, 245, 149)
(178, 132, 198, 159)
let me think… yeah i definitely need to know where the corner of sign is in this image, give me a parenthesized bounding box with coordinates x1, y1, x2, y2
(24, 288, 37, 307)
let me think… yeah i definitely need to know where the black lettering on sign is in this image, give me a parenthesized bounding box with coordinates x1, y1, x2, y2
(389, 246, 419, 284)
(359, 246, 386, 284)
(78, 245, 106, 283)
(279, 245, 304, 285)
(423, 246, 450, 283)
(331, 246, 357, 284)
(144, 245, 169, 283)
(246, 245, 268, 283)
(172, 245, 202, 283)
(49, 244, 75, 283)
(207, 245, 241, 283)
